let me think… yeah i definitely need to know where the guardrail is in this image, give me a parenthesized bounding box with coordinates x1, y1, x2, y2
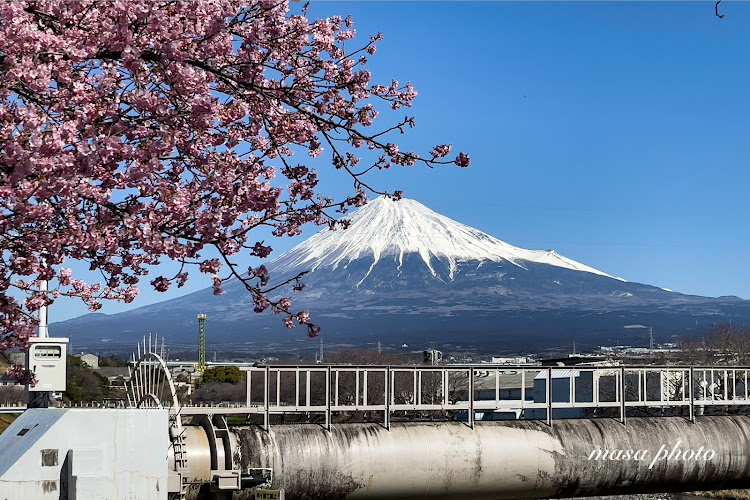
(212, 364, 750, 429)
(0, 405, 25, 413)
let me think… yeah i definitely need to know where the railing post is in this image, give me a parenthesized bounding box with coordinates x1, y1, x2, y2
(326, 365, 331, 432)
(412, 367, 417, 408)
(640, 369, 645, 404)
(335, 370, 339, 407)
(276, 368, 281, 408)
(620, 366, 626, 424)
(385, 367, 391, 430)
(295, 368, 300, 408)
(443, 368, 448, 406)
(570, 369, 575, 407)
(417, 370, 422, 406)
(689, 366, 695, 423)
(355, 369, 360, 407)
(711, 369, 716, 403)
(251, 370, 253, 408)
(546, 366, 552, 426)
(495, 368, 500, 405)
(306, 369, 311, 408)
(724, 369, 729, 401)
(363, 369, 369, 407)
(593, 370, 599, 407)
(469, 368, 474, 429)
(264, 366, 270, 431)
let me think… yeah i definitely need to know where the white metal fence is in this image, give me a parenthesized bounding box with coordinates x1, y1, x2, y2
(172, 365, 750, 429)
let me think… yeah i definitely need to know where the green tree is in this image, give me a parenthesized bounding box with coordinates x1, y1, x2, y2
(98, 355, 128, 368)
(200, 366, 245, 386)
(65, 355, 108, 403)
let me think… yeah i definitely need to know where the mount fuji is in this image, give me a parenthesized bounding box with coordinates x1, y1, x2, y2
(56, 197, 750, 354)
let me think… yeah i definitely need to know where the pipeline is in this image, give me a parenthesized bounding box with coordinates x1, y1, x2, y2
(182, 416, 750, 500)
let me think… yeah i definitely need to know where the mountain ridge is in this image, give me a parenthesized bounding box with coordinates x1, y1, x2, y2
(54, 197, 750, 354)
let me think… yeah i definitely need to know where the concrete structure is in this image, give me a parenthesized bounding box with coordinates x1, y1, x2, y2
(7, 409, 750, 500)
(0, 408, 167, 499)
(8, 360, 750, 500)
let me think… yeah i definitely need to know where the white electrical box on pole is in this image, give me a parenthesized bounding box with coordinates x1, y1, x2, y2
(26, 337, 69, 392)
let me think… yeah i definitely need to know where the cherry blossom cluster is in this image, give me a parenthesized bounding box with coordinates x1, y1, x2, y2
(0, 0, 469, 366)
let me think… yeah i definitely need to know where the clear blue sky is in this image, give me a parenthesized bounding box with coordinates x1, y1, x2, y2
(52, 1, 750, 322)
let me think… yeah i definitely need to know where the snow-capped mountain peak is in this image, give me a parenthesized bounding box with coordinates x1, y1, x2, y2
(271, 196, 620, 282)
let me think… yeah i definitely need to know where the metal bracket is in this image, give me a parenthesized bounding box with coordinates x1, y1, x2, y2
(246, 468, 272, 481)
(211, 470, 241, 491)
(243, 467, 273, 489)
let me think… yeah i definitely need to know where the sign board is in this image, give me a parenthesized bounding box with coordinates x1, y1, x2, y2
(255, 490, 284, 500)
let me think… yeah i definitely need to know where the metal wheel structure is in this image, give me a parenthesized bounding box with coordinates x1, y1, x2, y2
(127, 335, 189, 499)
(126, 334, 180, 410)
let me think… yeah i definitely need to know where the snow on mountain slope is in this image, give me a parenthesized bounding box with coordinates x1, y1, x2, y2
(271, 196, 622, 282)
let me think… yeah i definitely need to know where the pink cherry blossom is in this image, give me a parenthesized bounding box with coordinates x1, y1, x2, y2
(0, 0, 469, 362)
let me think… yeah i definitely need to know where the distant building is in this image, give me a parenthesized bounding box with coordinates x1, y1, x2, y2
(490, 356, 537, 365)
(526, 369, 587, 420)
(472, 370, 535, 400)
(451, 369, 535, 421)
(96, 367, 131, 387)
(77, 353, 99, 369)
(0, 374, 20, 387)
(540, 355, 606, 366)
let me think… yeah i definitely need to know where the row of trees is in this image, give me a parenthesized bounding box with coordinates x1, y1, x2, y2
(676, 324, 750, 365)
(192, 365, 246, 402)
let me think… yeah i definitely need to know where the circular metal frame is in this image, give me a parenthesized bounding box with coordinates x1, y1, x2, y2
(126, 334, 180, 410)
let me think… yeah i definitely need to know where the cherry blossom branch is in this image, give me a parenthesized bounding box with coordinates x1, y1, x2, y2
(0, 0, 469, 357)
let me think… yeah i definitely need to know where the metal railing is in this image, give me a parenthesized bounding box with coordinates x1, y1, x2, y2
(172, 364, 750, 429)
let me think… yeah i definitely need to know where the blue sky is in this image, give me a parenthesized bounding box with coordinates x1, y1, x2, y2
(51, 1, 750, 322)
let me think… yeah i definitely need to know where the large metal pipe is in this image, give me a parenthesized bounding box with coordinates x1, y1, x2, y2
(220, 416, 750, 500)
(175, 425, 213, 483)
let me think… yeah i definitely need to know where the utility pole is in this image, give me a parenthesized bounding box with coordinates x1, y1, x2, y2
(319, 337, 324, 364)
(649, 327, 654, 351)
(197, 313, 207, 372)
(28, 279, 51, 408)
(38, 279, 48, 338)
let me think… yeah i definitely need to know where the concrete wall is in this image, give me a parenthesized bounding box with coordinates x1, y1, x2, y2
(0, 408, 168, 499)
(228, 416, 750, 500)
